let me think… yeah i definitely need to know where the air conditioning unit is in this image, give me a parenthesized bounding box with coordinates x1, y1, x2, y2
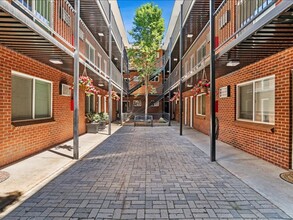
(60, 84, 71, 96)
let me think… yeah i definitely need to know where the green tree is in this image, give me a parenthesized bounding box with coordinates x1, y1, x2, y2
(128, 3, 164, 116)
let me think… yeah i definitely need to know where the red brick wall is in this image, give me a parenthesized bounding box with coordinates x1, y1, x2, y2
(0, 46, 87, 168)
(179, 47, 293, 169)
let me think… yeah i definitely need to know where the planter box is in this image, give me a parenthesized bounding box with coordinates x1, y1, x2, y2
(98, 121, 106, 130)
(86, 123, 99, 133)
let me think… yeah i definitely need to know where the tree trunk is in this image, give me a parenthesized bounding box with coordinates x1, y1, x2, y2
(145, 76, 148, 119)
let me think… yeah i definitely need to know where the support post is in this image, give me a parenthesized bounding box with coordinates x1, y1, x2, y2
(108, 4, 112, 135)
(73, 0, 80, 159)
(162, 56, 166, 113)
(168, 37, 172, 126)
(210, 0, 216, 162)
(179, 4, 183, 136)
(121, 39, 124, 125)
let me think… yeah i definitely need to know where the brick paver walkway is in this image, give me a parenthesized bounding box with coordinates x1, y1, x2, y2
(4, 127, 290, 219)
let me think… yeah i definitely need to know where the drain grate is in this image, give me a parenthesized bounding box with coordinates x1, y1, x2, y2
(280, 171, 293, 184)
(0, 171, 9, 183)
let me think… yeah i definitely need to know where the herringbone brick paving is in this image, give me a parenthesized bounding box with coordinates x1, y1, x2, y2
(4, 127, 290, 219)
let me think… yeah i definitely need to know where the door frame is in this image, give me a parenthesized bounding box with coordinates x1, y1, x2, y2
(184, 97, 188, 125)
(190, 96, 193, 127)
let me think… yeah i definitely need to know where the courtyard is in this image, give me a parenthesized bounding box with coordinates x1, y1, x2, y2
(3, 126, 291, 220)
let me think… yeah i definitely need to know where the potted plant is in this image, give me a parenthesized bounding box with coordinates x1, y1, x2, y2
(86, 112, 100, 133)
(97, 112, 109, 130)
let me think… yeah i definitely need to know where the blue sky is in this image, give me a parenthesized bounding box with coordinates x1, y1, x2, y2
(117, 0, 175, 43)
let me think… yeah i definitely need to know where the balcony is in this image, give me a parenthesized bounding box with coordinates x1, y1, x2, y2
(0, 0, 128, 92)
(163, 0, 293, 92)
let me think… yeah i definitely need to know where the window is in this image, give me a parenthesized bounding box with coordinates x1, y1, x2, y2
(196, 94, 206, 116)
(185, 61, 189, 75)
(104, 96, 107, 113)
(237, 76, 275, 124)
(86, 41, 95, 63)
(151, 76, 159, 82)
(17, 0, 51, 25)
(85, 95, 95, 114)
(133, 100, 142, 107)
(153, 101, 159, 107)
(97, 54, 102, 70)
(98, 95, 102, 113)
(237, 0, 274, 28)
(104, 60, 107, 74)
(133, 76, 140, 82)
(12, 71, 52, 121)
(197, 43, 206, 64)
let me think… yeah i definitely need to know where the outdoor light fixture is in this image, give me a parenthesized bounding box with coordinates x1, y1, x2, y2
(187, 84, 193, 88)
(114, 57, 118, 60)
(187, 34, 193, 38)
(98, 83, 104, 87)
(226, 61, 240, 67)
(173, 58, 178, 61)
(98, 33, 104, 37)
(49, 59, 63, 64)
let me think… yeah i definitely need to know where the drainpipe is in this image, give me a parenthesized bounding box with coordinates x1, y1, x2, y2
(108, 4, 112, 135)
(73, 0, 80, 159)
(210, 0, 216, 162)
(179, 4, 183, 136)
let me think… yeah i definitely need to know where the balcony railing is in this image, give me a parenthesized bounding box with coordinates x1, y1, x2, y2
(98, 0, 123, 52)
(163, 0, 279, 93)
(215, 0, 276, 50)
(10, 0, 125, 91)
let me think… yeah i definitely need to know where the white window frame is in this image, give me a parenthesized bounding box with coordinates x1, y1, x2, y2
(133, 76, 140, 82)
(97, 53, 102, 70)
(185, 61, 189, 75)
(104, 60, 107, 74)
(85, 95, 95, 114)
(11, 70, 53, 121)
(98, 95, 102, 113)
(85, 40, 95, 64)
(197, 42, 206, 64)
(151, 76, 159, 82)
(196, 93, 206, 116)
(236, 75, 275, 125)
(104, 96, 107, 113)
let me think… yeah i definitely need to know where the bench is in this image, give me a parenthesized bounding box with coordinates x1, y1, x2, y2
(134, 115, 153, 127)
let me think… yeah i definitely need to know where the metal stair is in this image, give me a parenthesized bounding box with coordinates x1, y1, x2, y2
(127, 58, 164, 95)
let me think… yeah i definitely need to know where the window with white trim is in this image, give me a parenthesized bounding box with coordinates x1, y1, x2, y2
(98, 95, 102, 113)
(97, 54, 102, 70)
(196, 93, 206, 116)
(85, 95, 95, 114)
(17, 0, 51, 25)
(86, 41, 95, 63)
(237, 76, 275, 124)
(197, 43, 206, 64)
(12, 72, 52, 121)
(104, 60, 107, 74)
(151, 76, 159, 82)
(133, 76, 140, 82)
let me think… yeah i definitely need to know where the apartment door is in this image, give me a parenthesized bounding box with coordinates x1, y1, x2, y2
(184, 97, 188, 125)
(190, 96, 193, 127)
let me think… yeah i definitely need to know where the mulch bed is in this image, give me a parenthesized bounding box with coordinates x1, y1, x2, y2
(280, 171, 293, 184)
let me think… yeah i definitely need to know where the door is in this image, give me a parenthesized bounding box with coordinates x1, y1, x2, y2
(123, 101, 128, 113)
(184, 97, 188, 125)
(190, 96, 193, 127)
